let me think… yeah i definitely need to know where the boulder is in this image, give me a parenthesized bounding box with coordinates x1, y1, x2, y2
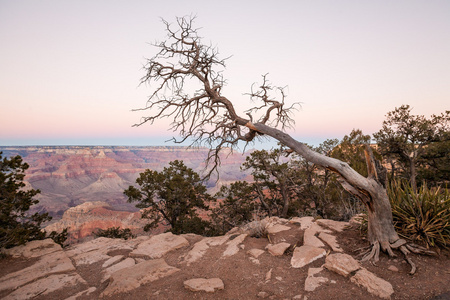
(324, 253, 360, 277)
(318, 232, 343, 252)
(184, 278, 224, 293)
(266, 242, 290, 256)
(3, 239, 62, 258)
(3, 273, 86, 300)
(350, 268, 394, 299)
(100, 259, 179, 297)
(315, 219, 349, 232)
(130, 232, 189, 258)
(291, 245, 326, 269)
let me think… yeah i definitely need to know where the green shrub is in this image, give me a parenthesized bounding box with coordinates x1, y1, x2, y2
(94, 227, 136, 240)
(48, 228, 69, 248)
(389, 180, 450, 248)
(0, 153, 52, 249)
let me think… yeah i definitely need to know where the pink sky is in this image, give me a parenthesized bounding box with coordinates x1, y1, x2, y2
(1, 1, 449, 148)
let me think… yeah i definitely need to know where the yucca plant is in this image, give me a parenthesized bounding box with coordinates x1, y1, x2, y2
(389, 180, 450, 248)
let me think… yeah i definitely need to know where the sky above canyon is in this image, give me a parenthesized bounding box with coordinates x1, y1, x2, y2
(0, 0, 449, 149)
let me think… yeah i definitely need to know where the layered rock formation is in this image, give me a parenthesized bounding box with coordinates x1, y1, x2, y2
(44, 201, 159, 243)
(0, 146, 251, 219)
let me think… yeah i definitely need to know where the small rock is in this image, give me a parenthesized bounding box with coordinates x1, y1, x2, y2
(318, 232, 343, 252)
(388, 265, 399, 272)
(247, 248, 265, 258)
(258, 291, 269, 298)
(304, 267, 328, 292)
(305, 275, 328, 292)
(266, 242, 290, 256)
(324, 253, 360, 277)
(265, 268, 273, 281)
(275, 276, 282, 281)
(350, 268, 394, 299)
(183, 278, 224, 293)
(291, 245, 326, 269)
(292, 294, 303, 299)
(249, 257, 260, 265)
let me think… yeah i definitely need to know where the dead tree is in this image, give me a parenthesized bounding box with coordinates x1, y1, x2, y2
(135, 17, 432, 273)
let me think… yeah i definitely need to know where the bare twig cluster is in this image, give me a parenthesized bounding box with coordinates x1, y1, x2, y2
(135, 16, 299, 177)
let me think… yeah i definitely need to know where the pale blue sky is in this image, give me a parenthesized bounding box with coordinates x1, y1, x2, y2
(0, 0, 449, 148)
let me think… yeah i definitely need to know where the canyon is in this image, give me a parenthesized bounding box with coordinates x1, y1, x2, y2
(0, 146, 251, 240)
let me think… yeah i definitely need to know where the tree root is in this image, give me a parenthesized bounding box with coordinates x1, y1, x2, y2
(358, 239, 436, 275)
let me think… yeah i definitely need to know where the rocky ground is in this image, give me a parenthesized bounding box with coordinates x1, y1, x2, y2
(1, 217, 449, 300)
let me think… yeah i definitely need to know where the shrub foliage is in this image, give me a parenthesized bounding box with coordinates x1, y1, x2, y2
(0, 153, 51, 249)
(389, 180, 450, 248)
(94, 227, 136, 240)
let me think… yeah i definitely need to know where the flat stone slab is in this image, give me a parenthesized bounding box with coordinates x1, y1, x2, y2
(247, 248, 265, 258)
(65, 287, 97, 300)
(289, 216, 314, 230)
(318, 232, 343, 252)
(3, 273, 86, 300)
(266, 224, 291, 234)
(316, 219, 350, 232)
(303, 225, 326, 248)
(102, 257, 136, 282)
(350, 268, 394, 299)
(0, 250, 75, 292)
(184, 278, 224, 293)
(305, 267, 329, 292)
(100, 258, 180, 297)
(184, 235, 230, 265)
(130, 232, 189, 259)
(324, 253, 360, 277)
(291, 245, 326, 268)
(102, 255, 124, 268)
(222, 234, 247, 257)
(66, 237, 139, 266)
(266, 242, 290, 256)
(3, 239, 62, 258)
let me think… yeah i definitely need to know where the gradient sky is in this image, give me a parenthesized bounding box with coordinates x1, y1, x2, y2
(1, 0, 449, 149)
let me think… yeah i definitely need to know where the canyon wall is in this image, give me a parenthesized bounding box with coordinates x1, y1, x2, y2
(0, 146, 252, 222)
